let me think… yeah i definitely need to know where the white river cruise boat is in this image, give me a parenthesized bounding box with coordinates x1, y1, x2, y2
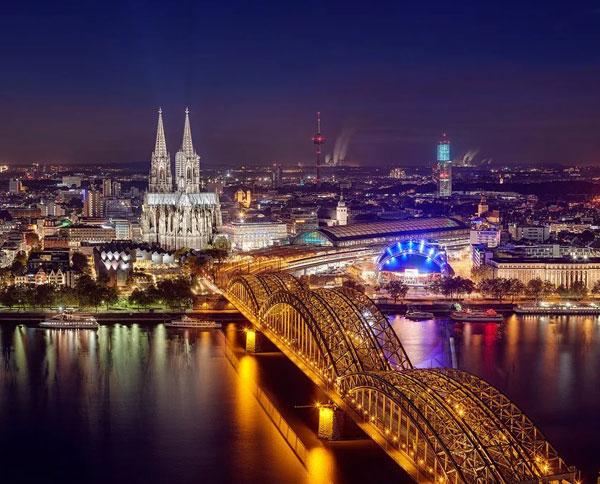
(39, 312, 99, 329)
(166, 315, 222, 329)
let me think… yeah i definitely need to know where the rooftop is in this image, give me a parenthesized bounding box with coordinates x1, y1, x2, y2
(317, 217, 467, 242)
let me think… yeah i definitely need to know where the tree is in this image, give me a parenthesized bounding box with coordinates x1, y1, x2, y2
(541, 281, 556, 298)
(54, 286, 78, 307)
(101, 286, 119, 309)
(385, 280, 409, 303)
(590, 280, 600, 296)
(342, 278, 366, 294)
(182, 254, 210, 280)
(212, 236, 231, 253)
(429, 276, 475, 299)
(556, 284, 570, 299)
(478, 278, 511, 300)
(155, 278, 194, 309)
(592, 280, 600, 297)
(25, 232, 41, 251)
(506, 278, 526, 302)
(75, 275, 104, 308)
(0, 285, 28, 308)
(526, 278, 544, 300)
(569, 280, 588, 300)
(470, 265, 492, 283)
(525, 279, 555, 300)
(129, 287, 158, 307)
(34, 284, 56, 308)
(71, 252, 90, 274)
(10, 251, 28, 276)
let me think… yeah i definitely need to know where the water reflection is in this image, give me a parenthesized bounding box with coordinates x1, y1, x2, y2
(390, 313, 600, 479)
(306, 447, 335, 484)
(0, 324, 306, 484)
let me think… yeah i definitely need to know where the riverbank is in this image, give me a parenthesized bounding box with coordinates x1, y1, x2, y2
(376, 300, 516, 314)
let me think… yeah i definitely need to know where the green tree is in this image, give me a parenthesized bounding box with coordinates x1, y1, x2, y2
(0, 285, 28, 308)
(71, 252, 90, 274)
(128, 287, 157, 307)
(156, 278, 194, 309)
(54, 286, 78, 307)
(101, 286, 119, 309)
(34, 284, 56, 308)
(75, 275, 103, 308)
(385, 280, 409, 303)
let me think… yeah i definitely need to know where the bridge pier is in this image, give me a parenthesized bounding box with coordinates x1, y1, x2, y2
(317, 404, 347, 440)
(245, 327, 263, 353)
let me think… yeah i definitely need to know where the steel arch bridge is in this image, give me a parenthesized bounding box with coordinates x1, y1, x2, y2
(225, 272, 577, 483)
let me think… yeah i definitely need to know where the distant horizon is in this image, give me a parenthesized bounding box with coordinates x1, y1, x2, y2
(1, 2, 599, 167)
(2, 158, 598, 170)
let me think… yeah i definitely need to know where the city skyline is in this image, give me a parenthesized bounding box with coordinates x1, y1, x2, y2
(1, 1, 599, 166)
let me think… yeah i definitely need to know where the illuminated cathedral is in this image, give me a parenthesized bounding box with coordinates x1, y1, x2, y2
(141, 109, 222, 250)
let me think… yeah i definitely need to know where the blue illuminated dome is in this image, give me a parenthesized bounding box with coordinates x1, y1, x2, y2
(377, 240, 453, 275)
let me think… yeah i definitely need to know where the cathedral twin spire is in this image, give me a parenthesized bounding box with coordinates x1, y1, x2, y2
(149, 108, 201, 194)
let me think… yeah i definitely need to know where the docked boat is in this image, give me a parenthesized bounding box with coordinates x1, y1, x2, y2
(39, 312, 99, 329)
(450, 308, 503, 323)
(514, 302, 600, 315)
(166, 315, 222, 329)
(405, 307, 435, 321)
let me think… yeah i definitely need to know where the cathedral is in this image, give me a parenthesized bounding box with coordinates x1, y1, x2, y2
(141, 109, 222, 250)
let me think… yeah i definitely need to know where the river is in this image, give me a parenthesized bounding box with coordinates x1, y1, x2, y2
(390, 313, 600, 481)
(1, 315, 598, 482)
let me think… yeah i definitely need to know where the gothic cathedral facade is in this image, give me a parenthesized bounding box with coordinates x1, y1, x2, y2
(141, 109, 222, 250)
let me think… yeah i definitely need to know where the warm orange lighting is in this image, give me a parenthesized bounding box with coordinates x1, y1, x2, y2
(317, 406, 334, 439)
(306, 447, 335, 484)
(245, 328, 257, 352)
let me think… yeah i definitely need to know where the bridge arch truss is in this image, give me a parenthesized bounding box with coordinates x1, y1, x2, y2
(224, 272, 577, 483)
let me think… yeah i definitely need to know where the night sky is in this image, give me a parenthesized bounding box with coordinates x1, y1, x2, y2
(1, 0, 599, 166)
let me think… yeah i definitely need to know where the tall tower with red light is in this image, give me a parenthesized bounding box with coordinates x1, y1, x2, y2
(312, 112, 326, 183)
(435, 133, 452, 197)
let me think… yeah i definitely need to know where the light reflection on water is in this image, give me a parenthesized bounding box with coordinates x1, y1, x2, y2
(0, 324, 307, 484)
(389, 313, 600, 479)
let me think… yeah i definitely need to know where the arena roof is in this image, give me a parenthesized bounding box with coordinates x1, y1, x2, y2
(315, 217, 467, 243)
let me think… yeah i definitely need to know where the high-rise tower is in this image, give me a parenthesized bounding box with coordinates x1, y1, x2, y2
(148, 108, 173, 193)
(175, 108, 201, 193)
(435, 133, 452, 197)
(312, 112, 326, 183)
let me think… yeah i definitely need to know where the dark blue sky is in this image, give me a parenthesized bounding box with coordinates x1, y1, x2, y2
(1, 0, 599, 166)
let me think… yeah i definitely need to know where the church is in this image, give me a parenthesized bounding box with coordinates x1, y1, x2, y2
(141, 109, 222, 250)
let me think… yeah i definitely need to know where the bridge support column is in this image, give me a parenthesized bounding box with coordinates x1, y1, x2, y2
(245, 328, 263, 353)
(317, 404, 346, 440)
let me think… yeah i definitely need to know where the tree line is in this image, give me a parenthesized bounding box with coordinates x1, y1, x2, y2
(356, 275, 600, 303)
(0, 275, 194, 310)
(0, 275, 118, 309)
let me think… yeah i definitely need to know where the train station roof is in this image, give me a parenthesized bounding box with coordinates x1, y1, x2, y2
(295, 217, 468, 246)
